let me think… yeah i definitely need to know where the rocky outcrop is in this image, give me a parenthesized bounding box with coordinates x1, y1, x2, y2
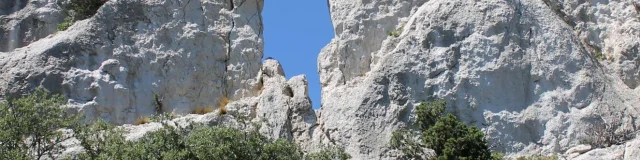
(0, 0, 319, 149)
(223, 59, 317, 147)
(0, 0, 266, 124)
(315, 0, 640, 159)
(0, 0, 26, 16)
(55, 58, 318, 159)
(2, 0, 640, 159)
(549, 0, 640, 89)
(1, 0, 322, 157)
(0, 0, 67, 52)
(570, 138, 640, 160)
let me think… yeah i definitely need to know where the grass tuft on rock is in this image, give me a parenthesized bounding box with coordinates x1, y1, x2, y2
(218, 97, 230, 116)
(193, 107, 214, 115)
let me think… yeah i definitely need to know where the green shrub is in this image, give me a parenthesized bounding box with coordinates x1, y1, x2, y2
(391, 99, 497, 160)
(187, 125, 304, 160)
(0, 90, 336, 160)
(390, 129, 425, 159)
(306, 146, 352, 160)
(387, 23, 406, 38)
(388, 29, 402, 37)
(424, 114, 492, 160)
(68, 0, 109, 20)
(73, 119, 134, 159)
(262, 139, 304, 160)
(492, 152, 505, 160)
(416, 100, 446, 130)
(58, 0, 109, 31)
(593, 49, 605, 61)
(0, 89, 80, 159)
(73, 118, 304, 160)
(153, 93, 163, 114)
(132, 121, 197, 159)
(57, 17, 73, 31)
(186, 126, 259, 159)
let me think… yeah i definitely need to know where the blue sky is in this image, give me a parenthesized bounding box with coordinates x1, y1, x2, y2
(263, 1, 334, 109)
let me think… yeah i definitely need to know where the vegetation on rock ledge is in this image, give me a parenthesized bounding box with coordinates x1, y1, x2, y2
(0, 89, 349, 160)
(58, 0, 110, 31)
(390, 99, 498, 160)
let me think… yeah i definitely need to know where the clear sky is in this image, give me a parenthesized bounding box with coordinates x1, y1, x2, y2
(263, 1, 334, 109)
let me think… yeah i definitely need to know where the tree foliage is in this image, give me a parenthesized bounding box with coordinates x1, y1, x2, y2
(306, 146, 352, 160)
(72, 117, 305, 160)
(415, 100, 446, 130)
(68, 0, 110, 20)
(390, 129, 425, 159)
(0, 89, 80, 160)
(423, 114, 492, 160)
(1, 89, 350, 160)
(58, 0, 109, 31)
(391, 99, 497, 160)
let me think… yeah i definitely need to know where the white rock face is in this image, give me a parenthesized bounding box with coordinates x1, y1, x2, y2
(315, 0, 640, 159)
(0, 0, 265, 124)
(552, 0, 640, 89)
(2, 0, 640, 159)
(54, 58, 318, 159)
(0, 0, 321, 156)
(0, 0, 67, 52)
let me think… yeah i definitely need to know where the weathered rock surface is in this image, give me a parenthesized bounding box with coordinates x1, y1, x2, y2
(314, 0, 640, 159)
(0, 0, 266, 124)
(55, 59, 318, 159)
(0, 0, 67, 52)
(1, 0, 320, 157)
(223, 59, 317, 146)
(2, 0, 640, 159)
(552, 0, 640, 89)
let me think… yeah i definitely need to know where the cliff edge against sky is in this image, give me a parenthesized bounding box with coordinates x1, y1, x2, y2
(1, 0, 640, 159)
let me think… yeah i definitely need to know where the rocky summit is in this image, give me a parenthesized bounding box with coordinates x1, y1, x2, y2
(1, 0, 640, 159)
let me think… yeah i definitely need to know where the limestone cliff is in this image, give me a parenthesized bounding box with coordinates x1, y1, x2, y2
(2, 0, 640, 159)
(314, 0, 640, 159)
(1, 1, 318, 158)
(1, 0, 266, 124)
(0, 0, 67, 52)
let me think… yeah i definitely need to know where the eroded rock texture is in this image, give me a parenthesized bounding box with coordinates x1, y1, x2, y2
(0, 0, 67, 52)
(0, 0, 266, 124)
(2, 0, 640, 159)
(314, 0, 640, 159)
